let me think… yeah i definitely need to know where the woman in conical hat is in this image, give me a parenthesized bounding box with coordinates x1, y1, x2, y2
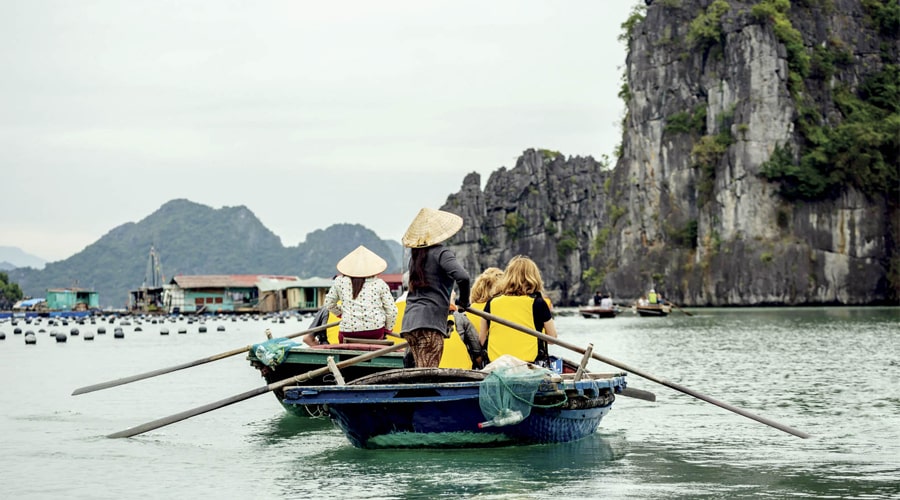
(399, 208, 471, 368)
(321, 245, 398, 344)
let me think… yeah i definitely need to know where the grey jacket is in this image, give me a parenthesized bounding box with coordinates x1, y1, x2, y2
(400, 245, 470, 336)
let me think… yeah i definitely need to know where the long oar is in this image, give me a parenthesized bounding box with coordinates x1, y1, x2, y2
(666, 301, 694, 316)
(72, 321, 340, 396)
(467, 308, 809, 439)
(108, 341, 407, 438)
(559, 356, 656, 402)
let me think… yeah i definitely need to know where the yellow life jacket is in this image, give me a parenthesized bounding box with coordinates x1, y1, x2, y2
(648, 292, 658, 304)
(465, 302, 487, 336)
(325, 311, 342, 344)
(391, 298, 407, 345)
(486, 295, 538, 362)
(439, 313, 473, 369)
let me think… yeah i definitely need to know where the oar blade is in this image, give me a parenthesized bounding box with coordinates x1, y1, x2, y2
(72, 321, 340, 396)
(106, 341, 406, 438)
(466, 307, 810, 439)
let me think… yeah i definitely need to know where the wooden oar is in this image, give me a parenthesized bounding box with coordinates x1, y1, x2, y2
(559, 357, 656, 402)
(467, 308, 809, 439)
(108, 341, 407, 438)
(666, 301, 694, 316)
(72, 321, 340, 396)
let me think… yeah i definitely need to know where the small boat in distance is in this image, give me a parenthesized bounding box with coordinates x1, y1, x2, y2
(578, 305, 622, 319)
(633, 303, 672, 317)
(282, 366, 627, 449)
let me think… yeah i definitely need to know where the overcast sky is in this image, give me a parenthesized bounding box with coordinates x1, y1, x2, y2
(1, 0, 637, 262)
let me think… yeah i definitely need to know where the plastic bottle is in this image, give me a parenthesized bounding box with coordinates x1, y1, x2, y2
(478, 409, 524, 428)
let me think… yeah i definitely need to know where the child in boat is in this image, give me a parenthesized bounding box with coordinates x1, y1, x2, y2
(478, 255, 558, 366)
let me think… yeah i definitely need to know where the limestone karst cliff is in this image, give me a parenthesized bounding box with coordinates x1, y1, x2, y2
(441, 0, 898, 306)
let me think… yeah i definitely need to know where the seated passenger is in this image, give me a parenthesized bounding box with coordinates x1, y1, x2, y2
(439, 301, 485, 370)
(600, 294, 614, 309)
(465, 267, 503, 327)
(479, 255, 558, 365)
(324, 246, 398, 344)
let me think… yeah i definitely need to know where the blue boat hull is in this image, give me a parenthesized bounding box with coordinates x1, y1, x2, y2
(283, 368, 625, 449)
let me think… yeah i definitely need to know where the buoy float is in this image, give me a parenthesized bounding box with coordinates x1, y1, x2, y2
(160, 328, 169, 335)
(56, 333, 67, 342)
(97, 327, 106, 334)
(198, 326, 207, 333)
(217, 325, 225, 331)
(70, 328, 79, 336)
(84, 331, 95, 340)
(14, 327, 22, 334)
(134, 327, 142, 332)
(178, 328, 187, 334)
(114, 328, 124, 339)
(0, 332, 5, 340)
(25, 332, 36, 345)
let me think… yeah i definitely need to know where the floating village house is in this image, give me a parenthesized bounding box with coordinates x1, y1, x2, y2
(46, 288, 99, 312)
(161, 275, 333, 314)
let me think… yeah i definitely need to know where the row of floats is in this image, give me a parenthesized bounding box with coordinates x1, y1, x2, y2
(0, 312, 312, 344)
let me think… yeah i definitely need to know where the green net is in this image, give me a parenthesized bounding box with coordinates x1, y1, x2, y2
(478, 363, 552, 426)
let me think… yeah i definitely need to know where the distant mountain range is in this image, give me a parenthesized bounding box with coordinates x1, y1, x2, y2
(0, 246, 47, 270)
(7, 199, 403, 307)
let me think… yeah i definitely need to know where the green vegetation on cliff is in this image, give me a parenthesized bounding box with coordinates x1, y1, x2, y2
(755, 0, 900, 202)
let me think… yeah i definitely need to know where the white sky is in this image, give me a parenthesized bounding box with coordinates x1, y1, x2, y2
(0, 0, 638, 262)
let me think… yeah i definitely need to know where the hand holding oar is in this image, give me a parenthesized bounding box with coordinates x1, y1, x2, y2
(467, 308, 809, 439)
(108, 341, 407, 438)
(72, 321, 340, 396)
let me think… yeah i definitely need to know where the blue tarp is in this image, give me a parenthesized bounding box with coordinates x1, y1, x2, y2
(14, 298, 45, 308)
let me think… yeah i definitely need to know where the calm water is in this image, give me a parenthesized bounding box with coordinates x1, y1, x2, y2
(1, 308, 898, 499)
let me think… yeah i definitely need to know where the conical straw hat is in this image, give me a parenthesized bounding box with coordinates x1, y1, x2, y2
(401, 208, 463, 248)
(336, 245, 387, 277)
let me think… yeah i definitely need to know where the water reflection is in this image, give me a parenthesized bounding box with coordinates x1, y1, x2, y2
(246, 412, 335, 446)
(291, 432, 624, 498)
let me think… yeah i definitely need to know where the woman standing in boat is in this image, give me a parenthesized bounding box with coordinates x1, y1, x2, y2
(324, 245, 398, 344)
(479, 255, 557, 365)
(399, 208, 471, 368)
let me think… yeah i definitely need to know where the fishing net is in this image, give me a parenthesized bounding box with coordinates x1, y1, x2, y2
(251, 337, 299, 368)
(478, 355, 552, 426)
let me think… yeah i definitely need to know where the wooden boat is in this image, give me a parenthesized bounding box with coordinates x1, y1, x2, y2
(633, 304, 671, 317)
(247, 342, 406, 416)
(281, 366, 627, 448)
(578, 305, 621, 319)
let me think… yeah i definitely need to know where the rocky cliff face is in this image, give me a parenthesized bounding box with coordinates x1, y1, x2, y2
(443, 152, 613, 305)
(442, 0, 898, 306)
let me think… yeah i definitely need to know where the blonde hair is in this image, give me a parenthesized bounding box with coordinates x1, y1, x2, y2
(470, 267, 503, 303)
(493, 255, 544, 297)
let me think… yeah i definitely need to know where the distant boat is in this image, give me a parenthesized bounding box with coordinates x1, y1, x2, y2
(281, 366, 627, 449)
(578, 305, 622, 319)
(633, 304, 671, 317)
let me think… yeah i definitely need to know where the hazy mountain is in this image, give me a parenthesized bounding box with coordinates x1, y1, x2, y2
(0, 246, 46, 270)
(7, 199, 402, 307)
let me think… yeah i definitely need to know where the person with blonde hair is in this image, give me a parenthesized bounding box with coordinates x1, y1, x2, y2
(465, 267, 503, 331)
(470, 267, 503, 304)
(399, 208, 471, 367)
(479, 255, 557, 365)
